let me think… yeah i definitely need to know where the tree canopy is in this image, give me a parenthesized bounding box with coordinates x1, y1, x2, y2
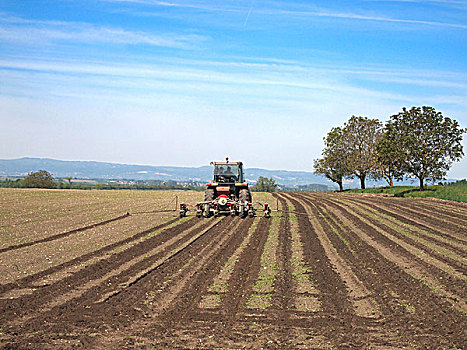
(22, 170, 56, 188)
(342, 116, 382, 189)
(313, 126, 349, 191)
(384, 106, 465, 190)
(252, 176, 277, 192)
(315, 106, 465, 191)
(375, 131, 405, 187)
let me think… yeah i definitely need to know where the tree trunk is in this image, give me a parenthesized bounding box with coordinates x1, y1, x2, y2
(338, 180, 343, 192)
(389, 177, 394, 187)
(360, 176, 366, 190)
(419, 177, 424, 191)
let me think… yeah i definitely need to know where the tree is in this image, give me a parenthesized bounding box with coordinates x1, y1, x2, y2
(64, 176, 73, 188)
(314, 126, 350, 191)
(386, 106, 465, 190)
(375, 131, 405, 187)
(342, 116, 382, 189)
(22, 170, 56, 188)
(253, 176, 277, 192)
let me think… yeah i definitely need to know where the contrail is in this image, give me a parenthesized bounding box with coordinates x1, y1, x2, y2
(243, 1, 253, 27)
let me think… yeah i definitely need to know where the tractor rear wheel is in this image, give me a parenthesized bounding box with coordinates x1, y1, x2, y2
(205, 188, 214, 201)
(204, 189, 214, 218)
(239, 188, 252, 202)
(239, 189, 250, 218)
(239, 189, 249, 202)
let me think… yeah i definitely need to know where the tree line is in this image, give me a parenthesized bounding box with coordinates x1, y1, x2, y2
(1, 171, 282, 192)
(313, 106, 465, 191)
(0, 170, 204, 191)
(251, 176, 277, 192)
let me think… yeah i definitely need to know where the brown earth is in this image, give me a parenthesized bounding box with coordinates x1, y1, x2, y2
(0, 190, 465, 349)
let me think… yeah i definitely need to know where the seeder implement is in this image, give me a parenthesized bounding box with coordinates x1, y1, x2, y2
(179, 200, 271, 218)
(178, 157, 272, 219)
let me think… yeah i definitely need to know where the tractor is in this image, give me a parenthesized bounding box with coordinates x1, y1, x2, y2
(196, 157, 255, 218)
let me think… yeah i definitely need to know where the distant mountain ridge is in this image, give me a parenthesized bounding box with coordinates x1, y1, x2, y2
(0, 157, 330, 186)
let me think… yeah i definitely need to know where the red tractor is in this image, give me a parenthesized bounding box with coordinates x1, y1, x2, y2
(196, 157, 255, 218)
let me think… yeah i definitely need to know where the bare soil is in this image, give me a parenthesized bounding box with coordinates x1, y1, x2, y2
(0, 190, 465, 349)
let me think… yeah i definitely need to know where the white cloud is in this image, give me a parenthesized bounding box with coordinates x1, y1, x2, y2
(105, 0, 467, 30)
(269, 9, 467, 30)
(0, 15, 208, 48)
(103, 0, 245, 12)
(1, 56, 465, 102)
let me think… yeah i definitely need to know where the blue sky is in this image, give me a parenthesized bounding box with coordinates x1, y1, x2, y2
(0, 0, 466, 178)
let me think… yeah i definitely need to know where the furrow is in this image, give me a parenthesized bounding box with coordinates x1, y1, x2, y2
(156, 217, 254, 320)
(0, 213, 131, 254)
(221, 217, 271, 315)
(398, 198, 467, 223)
(247, 215, 280, 310)
(98, 217, 256, 349)
(272, 197, 293, 312)
(4, 218, 241, 348)
(282, 193, 376, 348)
(334, 197, 467, 269)
(278, 195, 321, 314)
(296, 195, 382, 319)
(320, 195, 467, 314)
(0, 217, 210, 327)
(0, 216, 181, 296)
(325, 196, 467, 297)
(200, 216, 262, 308)
(341, 195, 467, 244)
(2, 217, 235, 346)
(301, 193, 465, 349)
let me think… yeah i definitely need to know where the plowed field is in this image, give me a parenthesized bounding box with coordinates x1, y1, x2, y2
(0, 189, 466, 349)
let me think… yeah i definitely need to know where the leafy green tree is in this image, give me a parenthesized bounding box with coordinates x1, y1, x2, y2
(314, 126, 350, 191)
(253, 176, 277, 192)
(22, 170, 56, 188)
(387, 106, 465, 190)
(342, 116, 382, 189)
(375, 131, 405, 187)
(64, 176, 73, 188)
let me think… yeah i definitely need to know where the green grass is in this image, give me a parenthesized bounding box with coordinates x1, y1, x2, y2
(345, 180, 467, 202)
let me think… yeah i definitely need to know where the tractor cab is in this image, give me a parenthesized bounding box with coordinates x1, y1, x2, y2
(212, 160, 244, 184)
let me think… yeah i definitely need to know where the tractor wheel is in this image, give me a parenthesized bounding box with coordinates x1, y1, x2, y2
(204, 189, 214, 218)
(205, 188, 214, 201)
(239, 188, 252, 202)
(239, 189, 249, 202)
(239, 189, 249, 218)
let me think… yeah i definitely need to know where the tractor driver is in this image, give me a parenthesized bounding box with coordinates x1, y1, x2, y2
(225, 166, 237, 181)
(218, 166, 224, 174)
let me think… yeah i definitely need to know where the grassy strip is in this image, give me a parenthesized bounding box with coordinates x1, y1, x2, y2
(347, 202, 466, 269)
(350, 198, 465, 248)
(345, 182, 467, 202)
(246, 215, 280, 309)
(327, 201, 467, 313)
(318, 206, 354, 253)
(280, 197, 321, 312)
(204, 217, 260, 296)
(199, 217, 260, 308)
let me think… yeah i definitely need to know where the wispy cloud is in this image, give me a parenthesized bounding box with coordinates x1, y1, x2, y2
(2, 56, 466, 107)
(267, 9, 467, 29)
(105, 0, 467, 30)
(0, 15, 208, 48)
(362, 0, 467, 7)
(104, 0, 245, 13)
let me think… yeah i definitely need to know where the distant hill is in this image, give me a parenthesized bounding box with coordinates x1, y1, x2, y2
(0, 157, 331, 187)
